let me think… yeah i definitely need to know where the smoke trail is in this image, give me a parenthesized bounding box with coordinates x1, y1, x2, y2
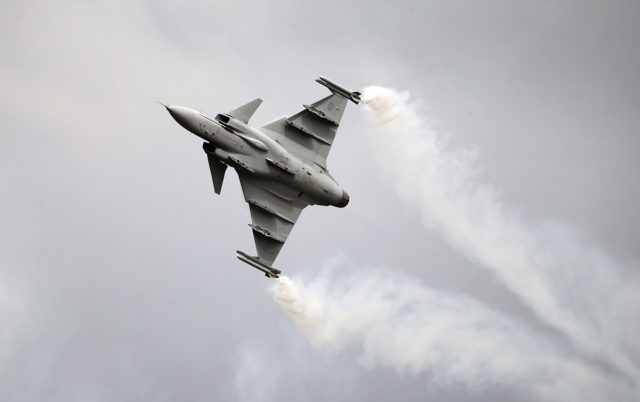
(358, 86, 640, 384)
(272, 266, 636, 401)
(268, 86, 640, 400)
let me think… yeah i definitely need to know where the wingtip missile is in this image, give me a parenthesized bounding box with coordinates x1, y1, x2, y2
(315, 76, 361, 104)
(236, 250, 281, 279)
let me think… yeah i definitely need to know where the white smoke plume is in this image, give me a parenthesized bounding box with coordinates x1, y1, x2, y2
(272, 265, 634, 401)
(358, 86, 640, 383)
(270, 86, 640, 400)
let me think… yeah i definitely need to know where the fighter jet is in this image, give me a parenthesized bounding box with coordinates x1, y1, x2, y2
(163, 77, 360, 278)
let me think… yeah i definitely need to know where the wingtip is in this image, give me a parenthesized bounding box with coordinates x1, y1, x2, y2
(236, 250, 281, 279)
(315, 76, 360, 104)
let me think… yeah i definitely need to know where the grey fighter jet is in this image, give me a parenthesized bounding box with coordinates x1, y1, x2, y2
(163, 77, 360, 278)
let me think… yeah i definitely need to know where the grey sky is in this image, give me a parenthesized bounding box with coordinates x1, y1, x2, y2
(1, 1, 639, 401)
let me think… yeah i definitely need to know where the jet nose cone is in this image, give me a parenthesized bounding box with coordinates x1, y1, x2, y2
(164, 104, 181, 120)
(337, 190, 350, 208)
(164, 104, 195, 131)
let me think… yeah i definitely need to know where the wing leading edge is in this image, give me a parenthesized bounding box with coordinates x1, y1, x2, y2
(260, 77, 360, 168)
(237, 174, 308, 267)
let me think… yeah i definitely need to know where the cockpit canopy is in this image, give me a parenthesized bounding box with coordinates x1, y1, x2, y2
(215, 114, 230, 124)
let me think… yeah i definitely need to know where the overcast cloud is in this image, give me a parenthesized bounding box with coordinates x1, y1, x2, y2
(1, 1, 639, 401)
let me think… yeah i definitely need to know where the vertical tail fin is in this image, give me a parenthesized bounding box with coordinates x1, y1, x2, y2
(228, 98, 263, 123)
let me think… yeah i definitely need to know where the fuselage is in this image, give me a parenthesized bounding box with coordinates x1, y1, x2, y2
(165, 105, 349, 207)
